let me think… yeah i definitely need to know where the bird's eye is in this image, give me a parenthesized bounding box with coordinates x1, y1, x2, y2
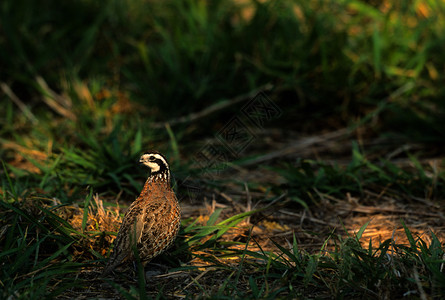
(149, 156, 156, 161)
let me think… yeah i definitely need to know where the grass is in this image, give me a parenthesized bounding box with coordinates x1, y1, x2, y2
(1, 0, 445, 298)
(275, 142, 445, 208)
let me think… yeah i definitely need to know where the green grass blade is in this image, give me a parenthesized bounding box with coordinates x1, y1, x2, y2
(401, 220, 417, 250)
(35, 241, 75, 270)
(132, 127, 142, 156)
(356, 219, 371, 240)
(1, 161, 17, 199)
(82, 188, 93, 232)
(207, 208, 223, 226)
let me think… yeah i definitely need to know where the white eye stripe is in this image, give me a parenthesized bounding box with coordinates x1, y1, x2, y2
(140, 153, 169, 170)
(149, 154, 168, 167)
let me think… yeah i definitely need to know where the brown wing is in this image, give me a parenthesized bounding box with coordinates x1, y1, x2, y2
(102, 200, 145, 276)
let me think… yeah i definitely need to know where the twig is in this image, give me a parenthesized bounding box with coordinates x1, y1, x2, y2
(263, 193, 288, 210)
(153, 270, 188, 279)
(238, 127, 351, 167)
(339, 204, 445, 218)
(364, 189, 440, 208)
(1, 82, 38, 124)
(152, 83, 273, 128)
(181, 267, 214, 296)
(216, 190, 245, 211)
(279, 209, 338, 227)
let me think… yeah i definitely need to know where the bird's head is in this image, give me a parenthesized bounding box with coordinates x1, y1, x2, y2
(139, 151, 170, 182)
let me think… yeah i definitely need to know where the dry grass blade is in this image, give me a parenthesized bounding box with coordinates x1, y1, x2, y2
(36, 76, 76, 121)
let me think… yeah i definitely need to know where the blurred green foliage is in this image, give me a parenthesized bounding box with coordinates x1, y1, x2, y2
(1, 0, 444, 206)
(1, 0, 444, 128)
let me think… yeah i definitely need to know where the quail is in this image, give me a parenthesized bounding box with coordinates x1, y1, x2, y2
(102, 151, 181, 276)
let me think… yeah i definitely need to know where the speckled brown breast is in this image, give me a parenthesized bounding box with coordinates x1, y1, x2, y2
(136, 180, 181, 263)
